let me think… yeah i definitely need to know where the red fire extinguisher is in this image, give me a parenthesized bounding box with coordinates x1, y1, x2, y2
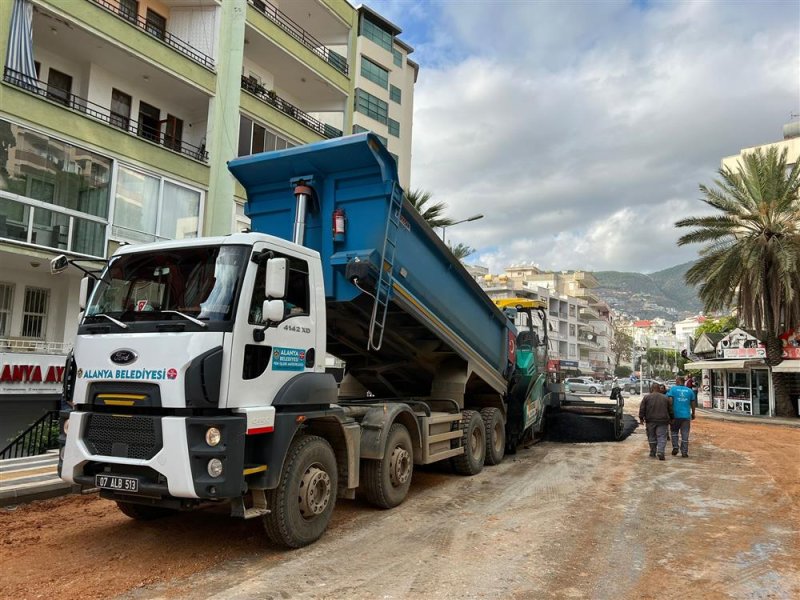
(333, 208, 346, 242)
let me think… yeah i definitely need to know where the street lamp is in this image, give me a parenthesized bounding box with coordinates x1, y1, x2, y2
(441, 213, 484, 244)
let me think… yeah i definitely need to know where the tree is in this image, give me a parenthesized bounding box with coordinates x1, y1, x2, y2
(610, 323, 633, 368)
(694, 316, 738, 337)
(676, 146, 800, 417)
(614, 365, 632, 378)
(404, 188, 454, 228)
(448, 242, 475, 260)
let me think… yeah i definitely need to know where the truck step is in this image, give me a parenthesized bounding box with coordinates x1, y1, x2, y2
(426, 430, 463, 444)
(231, 489, 269, 519)
(424, 447, 464, 462)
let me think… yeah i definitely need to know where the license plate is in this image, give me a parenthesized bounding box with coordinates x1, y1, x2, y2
(95, 474, 139, 493)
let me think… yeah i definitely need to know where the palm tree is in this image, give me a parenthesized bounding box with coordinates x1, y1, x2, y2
(676, 146, 800, 417)
(404, 188, 454, 228)
(448, 242, 475, 260)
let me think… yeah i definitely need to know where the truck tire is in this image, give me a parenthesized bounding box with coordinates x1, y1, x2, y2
(452, 410, 485, 476)
(360, 423, 413, 509)
(480, 407, 505, 465)
(263, 435, 337, 549)
(115, 501, 174, 521)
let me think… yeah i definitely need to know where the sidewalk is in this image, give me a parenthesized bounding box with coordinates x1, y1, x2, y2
(697, 408, 800, 428)
(0, 451, 76, 506)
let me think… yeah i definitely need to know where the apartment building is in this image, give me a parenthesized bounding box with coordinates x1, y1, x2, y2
(0, 0, 415, 441)
(350, 5, 418, 190)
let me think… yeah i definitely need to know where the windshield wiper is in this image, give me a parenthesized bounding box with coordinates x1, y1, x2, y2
(160, 310, 208, 328)
(87, 313, 129, 329)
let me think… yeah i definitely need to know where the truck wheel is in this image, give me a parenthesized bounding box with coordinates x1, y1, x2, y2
(263, 435, 337, 549)
(452, 410, 485, 475)
(361, 423, 413, 509)
(116, 501, 174, 521)
(480, 407, 505, 465)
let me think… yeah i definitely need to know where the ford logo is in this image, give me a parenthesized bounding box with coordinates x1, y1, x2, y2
(110, 349, 138, 365)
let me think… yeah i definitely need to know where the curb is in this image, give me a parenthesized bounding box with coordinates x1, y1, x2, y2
(697, 408, 800, 428)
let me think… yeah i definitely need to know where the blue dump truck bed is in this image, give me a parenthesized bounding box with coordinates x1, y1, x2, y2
(228, 133, 513, 399)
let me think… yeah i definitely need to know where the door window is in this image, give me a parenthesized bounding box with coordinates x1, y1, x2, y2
(138, 102, 161, 143)
(119, 0, 138, 23)
(22, 287, 49, 338)
(110, 89, 132, 130)
(249, 255, 310, 324)
(46, 69, 72, 106)
(165, 115, 183, 151)
(145, 9, 166, 39)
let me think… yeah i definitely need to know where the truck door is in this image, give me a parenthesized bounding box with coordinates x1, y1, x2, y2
(225, 245, 318, 408)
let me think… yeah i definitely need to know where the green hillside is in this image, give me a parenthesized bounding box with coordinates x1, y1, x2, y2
(594, 261, 703, 319)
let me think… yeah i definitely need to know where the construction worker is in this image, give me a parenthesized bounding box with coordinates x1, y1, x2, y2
(667, 376, 697, 457)
(638, 382, 673, 460)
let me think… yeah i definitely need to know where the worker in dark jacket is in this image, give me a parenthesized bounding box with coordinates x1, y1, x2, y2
(639, 383, 673, 460)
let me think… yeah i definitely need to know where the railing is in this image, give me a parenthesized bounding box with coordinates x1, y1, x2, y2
(0, 338, 73, 355)
(4, 68, 208, 162)
(89, 0, 215, 71)
(249, 0, 348, 75)
(0, 410, 60, 460)
(241, 76, 342, 139)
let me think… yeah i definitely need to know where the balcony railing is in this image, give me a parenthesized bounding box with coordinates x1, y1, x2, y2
(4, 68, 208, 162)
(241, 76, 342, 139)
(0, 338, 73, 355)
(249, 0, 348, 76)
(89, 0, 215, 71)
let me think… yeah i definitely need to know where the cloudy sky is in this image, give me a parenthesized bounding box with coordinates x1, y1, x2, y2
(374, 0, 800, 274)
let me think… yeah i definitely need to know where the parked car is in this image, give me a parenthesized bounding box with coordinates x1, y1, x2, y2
(622, 378, 663, 394)
(564, 377, 602, 395)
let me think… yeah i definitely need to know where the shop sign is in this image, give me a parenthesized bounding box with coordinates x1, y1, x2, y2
(546, 359, 559, 373)
(781, 326, 800, 358)
(560, 360, 579, 369)
(0, 352, 66, 395)
(783, 347, 800, 359)
(718, 328, 764, 359)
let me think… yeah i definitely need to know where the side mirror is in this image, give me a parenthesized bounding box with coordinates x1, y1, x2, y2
(263, 299, 285, 323)
(51, 255, 69, 274)
(265, 257, 287, 299)
(79, 277, 95, 311)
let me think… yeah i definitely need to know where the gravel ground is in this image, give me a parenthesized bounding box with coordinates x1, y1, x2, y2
(1, 399, 798, 600)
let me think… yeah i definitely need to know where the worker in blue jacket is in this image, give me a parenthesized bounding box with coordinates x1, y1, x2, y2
(666, 376, 697, 457)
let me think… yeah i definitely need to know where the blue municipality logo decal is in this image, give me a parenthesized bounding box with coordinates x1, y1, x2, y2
(271, 347, 306, 371)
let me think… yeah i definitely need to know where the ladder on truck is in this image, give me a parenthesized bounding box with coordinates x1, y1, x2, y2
(368, 181, 403, 351)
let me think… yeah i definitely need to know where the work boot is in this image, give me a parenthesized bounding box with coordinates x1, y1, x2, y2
(681, 453, 689, 458)
(649, 444, 656, 458)
(671, 447, 679, 456)
(657, 453, 665, 461)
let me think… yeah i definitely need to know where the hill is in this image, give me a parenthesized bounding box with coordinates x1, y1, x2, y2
(593, 261, 703, 320)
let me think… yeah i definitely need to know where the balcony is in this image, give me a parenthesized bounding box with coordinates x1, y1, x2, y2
(88, 0, 215, 70)
(249, 0, 348, 76)
(241, 76, 342, 139)
(4, 68, 208, 162)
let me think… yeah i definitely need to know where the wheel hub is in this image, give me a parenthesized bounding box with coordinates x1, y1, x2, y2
(470, 427, 483, 460)
(493, 421, 504, 453)
(298, 465, 331, 518)
(389, 446, 411, 486)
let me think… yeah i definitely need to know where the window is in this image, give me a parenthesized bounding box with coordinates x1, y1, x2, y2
(390, 85, 401, 104)
(568, 344, 577, 358)
(119, 0, 138, 23)
(165, 115, 183, 152)
(0, 283, 13, 337)
(360, 15, 392, 51)
(238, 115, 296, 157)
(388, 118, 400, 137)
(569, 324, 576, 337)
(110, 89, 132, 131)
(145, 8, 166, 39)
(46, 69, 72, 107)
(112, 165, 201, 243)
(249, 255, 310, 324)
(355, 89, 388, 125)
(392, 48, 403, 67)
(352, 125, 387, 147)
(138, 102, 161, 143)
(569, 304, 576, 317)
(22, 287, 49, 339)
(360, 57, 389, 89)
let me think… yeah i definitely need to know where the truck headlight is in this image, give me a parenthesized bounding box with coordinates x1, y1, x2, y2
(207, 458, 223, 478)
(205, 427, 221, 447)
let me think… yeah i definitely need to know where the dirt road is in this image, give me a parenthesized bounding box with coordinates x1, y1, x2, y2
(1, 406, 798, 599)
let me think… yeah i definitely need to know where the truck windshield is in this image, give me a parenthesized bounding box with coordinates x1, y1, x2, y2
(84, 245, 248, 325)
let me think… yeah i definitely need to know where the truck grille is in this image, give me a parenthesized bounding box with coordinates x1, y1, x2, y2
(84, 414, 162, 460)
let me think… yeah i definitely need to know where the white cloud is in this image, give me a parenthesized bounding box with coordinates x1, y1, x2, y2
(399, 0, 800, 274)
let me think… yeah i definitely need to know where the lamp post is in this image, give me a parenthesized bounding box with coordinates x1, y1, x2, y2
(441, 213, 484, 244)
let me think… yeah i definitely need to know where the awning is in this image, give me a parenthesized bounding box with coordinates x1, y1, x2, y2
(685, 359, 765, 370)
(772, 361, 800, 373)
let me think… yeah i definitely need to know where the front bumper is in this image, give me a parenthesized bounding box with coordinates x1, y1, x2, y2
(60, 411, 246, 500)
